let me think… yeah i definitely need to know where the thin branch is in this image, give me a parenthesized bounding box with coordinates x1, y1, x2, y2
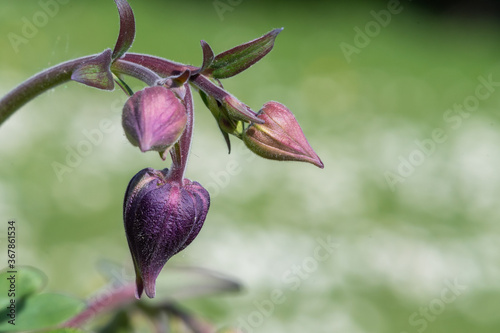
(62, 283, 137, 328)
(168, 84, 194, 183)
(112, 59, 162, 86)
(0, 55, 96, 126)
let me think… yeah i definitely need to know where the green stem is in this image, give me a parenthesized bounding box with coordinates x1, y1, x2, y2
(0, 55, 96, 126)
(113, 74, 134, 96)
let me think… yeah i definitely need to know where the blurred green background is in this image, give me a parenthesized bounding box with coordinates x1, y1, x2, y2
(1, 0, 500, 332)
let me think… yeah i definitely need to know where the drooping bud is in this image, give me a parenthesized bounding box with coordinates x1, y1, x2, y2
(123, 168, 210, 299)
(243, 101, 324, 168)
(122, 86, 187, 158)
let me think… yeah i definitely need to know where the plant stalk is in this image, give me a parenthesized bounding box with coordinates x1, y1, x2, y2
(0, 55, 96, 126)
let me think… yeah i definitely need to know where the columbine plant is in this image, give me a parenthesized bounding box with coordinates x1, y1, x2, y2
(0, 0, 323, 300)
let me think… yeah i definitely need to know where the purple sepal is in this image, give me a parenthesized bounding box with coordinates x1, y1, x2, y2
(112, 0, 136, 60)
(71, 49, 114, 91)
(197, 40, 215, 74)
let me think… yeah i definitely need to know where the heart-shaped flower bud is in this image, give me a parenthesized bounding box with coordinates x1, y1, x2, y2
(123, 168, 210, 299)
(243, 101, 324, 168)
(122, 86, 187, 157)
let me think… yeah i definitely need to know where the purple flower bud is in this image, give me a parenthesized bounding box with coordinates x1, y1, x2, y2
(122, 86, 187, 157)
(124, 168, 210, 299)
(243, 101, 324, 168)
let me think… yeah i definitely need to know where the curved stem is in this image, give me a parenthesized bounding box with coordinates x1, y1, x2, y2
(168, 85, 194, 183)
(122, 53, 198, 77)
(0, 55, 97, 126)
(112, 59, 163, 86)
(62, 283, 137, 328)
(113, 74, 134, 96)
(0, 52, 196, 128)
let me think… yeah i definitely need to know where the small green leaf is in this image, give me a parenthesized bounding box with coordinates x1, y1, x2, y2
(71, 49, 115, 90)
(0, 293, 85, 332)
(200, 90, 232, 153)
(0, 266, 47, 308)
(205, 28, 283, 79)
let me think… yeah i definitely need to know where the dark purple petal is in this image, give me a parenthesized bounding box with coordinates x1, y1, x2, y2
(175, 180, 210, 253)
(135, 184, 195, 298)
(112, 0, 136, 60)
(205, 28, 283, 79)
(123, 168, 210, 299)
(71, 49, 114, 90)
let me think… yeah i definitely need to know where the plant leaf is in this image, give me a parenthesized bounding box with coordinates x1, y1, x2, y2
(200, 90, 232, 153)
(198, 40, 214, 73)
(71, 49, 115, 90)
(205, 28, 283, 79)
(0, 266, 47, 308)
(0, 293, 85, 332)
(112, 0, 136, 60)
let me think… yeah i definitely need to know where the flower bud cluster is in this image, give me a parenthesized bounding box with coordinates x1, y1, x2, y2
(76, 0, 325, 299)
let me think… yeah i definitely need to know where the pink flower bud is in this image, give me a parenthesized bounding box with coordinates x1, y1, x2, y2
(122, 86, 187, 156)
(243, 101, 324, 168)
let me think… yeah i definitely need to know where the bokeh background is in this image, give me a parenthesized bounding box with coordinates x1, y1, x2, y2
(1, 0, 500, 332)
